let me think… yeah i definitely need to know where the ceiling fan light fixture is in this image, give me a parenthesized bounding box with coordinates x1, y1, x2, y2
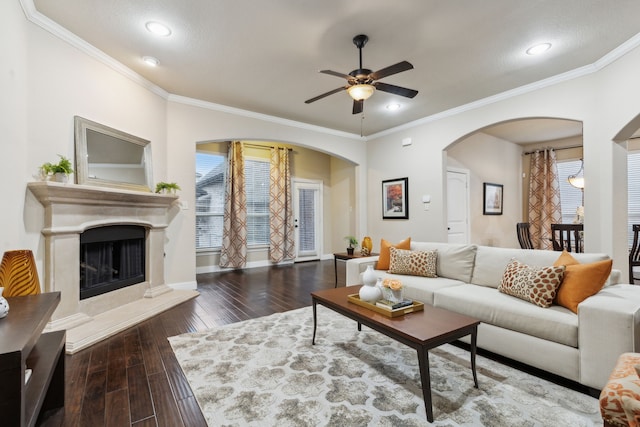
(347, 84, 375, 101)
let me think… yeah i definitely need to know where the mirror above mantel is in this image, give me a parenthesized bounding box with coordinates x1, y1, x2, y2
(74, 116, 153, 192)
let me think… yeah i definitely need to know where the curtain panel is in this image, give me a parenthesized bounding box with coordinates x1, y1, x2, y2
(528, 149, 562, 250)
(269, 147, 295, 262)
(219, 141, 248, 268)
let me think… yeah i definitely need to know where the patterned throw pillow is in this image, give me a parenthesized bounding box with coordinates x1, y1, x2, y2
(388, 247, 437, 278)
(498, 259, 565, 308)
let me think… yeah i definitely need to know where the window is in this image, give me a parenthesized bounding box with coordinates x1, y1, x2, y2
(556, 160, 584, 224)
(244, 158, 270, 246)
(629, 151, 640, 247)
(196, 153, 225, 249)
(195, 152, 270, 249)
(557, 154, 640, 248)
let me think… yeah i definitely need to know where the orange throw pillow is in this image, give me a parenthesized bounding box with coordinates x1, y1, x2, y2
(377, 237, 411, 270)
(553, 250, 613, 313)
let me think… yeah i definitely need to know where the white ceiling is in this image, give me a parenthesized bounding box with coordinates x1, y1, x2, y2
(31, 0, 640, 139)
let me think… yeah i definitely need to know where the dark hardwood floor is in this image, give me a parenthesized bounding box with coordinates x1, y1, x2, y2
(38, 260, 336, 427)
(38, 259, 596, 426)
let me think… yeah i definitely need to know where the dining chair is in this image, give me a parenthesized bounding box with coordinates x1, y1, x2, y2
(630, 224, 640, 284)
(516, 223, 534, 249)
(550, 224, 584, 253)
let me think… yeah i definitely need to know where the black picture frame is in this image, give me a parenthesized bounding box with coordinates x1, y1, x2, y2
(382, 177, 409, 219)
(483, 182, 503, 215)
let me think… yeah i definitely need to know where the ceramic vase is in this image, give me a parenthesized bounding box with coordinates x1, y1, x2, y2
(0, 287, 9, 319)
(359, 266, 381, 302)
(361, 236, 373, 253)
(362, 265, 377, 287)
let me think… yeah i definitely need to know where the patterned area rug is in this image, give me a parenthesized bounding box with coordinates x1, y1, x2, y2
(168, 305, 601, 426)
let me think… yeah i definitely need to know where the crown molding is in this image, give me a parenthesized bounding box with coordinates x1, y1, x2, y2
(20, 0, 363, 142)
(20, 1, 640, 142)
(368, 31, 640, 141)
(167, 95, 363, 141)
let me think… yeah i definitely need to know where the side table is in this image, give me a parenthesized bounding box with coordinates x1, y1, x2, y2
(333, 252, 378, 287)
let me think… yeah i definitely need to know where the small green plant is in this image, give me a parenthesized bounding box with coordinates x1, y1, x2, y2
(155, 182, 181, 194)
(40, 155, 74, 176)
(345, 236, 359, 249)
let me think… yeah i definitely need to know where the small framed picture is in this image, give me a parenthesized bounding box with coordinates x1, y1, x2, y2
(483, 182, 503, 215)
(382, 177, 409, 219)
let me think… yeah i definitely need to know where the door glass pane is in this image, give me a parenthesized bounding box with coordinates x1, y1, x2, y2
(298, 188, 316, 252)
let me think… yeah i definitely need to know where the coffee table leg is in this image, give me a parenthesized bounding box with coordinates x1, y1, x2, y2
(417, 347, 434, 422)
(470, 326, 479, 388)
(312, 300, 318, 345)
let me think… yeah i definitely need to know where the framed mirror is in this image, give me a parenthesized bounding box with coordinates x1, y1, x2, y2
(74, 116, 153, 192)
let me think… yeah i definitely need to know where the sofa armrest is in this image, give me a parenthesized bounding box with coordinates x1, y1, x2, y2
(578, 284, 640, 389)
(345, 256, 379, 285)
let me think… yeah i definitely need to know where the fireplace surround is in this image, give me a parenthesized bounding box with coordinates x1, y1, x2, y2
(28, 181, 198, 353)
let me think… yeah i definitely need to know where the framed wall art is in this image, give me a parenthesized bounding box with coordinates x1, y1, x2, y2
(382, 177, 409, 219)
(483, 182, 503, 215)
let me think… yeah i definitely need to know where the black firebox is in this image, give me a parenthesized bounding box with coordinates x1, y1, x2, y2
(80, 225, 146, 300)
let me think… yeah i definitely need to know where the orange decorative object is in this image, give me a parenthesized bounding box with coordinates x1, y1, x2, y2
(361, 236, 373, 252)
(0, 250, 41, 297)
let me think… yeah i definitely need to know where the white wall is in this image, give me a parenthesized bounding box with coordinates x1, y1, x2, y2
(447, 133, 522, 248)
(366, 46, 640, 278)
(3, 5, 368, 289)
(6, 2, 640, 284)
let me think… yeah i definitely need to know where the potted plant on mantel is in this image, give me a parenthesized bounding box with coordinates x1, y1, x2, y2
(155, 182, 181, 194)
(40, 155, 74, 183)
(345, 236, 359, 255)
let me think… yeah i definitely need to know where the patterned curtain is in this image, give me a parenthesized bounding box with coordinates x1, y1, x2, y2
(220, 141, 247, 268)
(269, 147, 295, 263)
(528, 149, 562, 249)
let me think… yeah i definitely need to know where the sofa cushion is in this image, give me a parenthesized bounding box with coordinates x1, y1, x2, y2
(498, 259, 565, 308)
(471, 245, 610, 288)
(553, 250, 613, 313)
(377, 237, 411, 270)
(388, 247, 437, 277)
(434, 284, 578, 347)
(410, 242, 477, 283)
(375, 271, 465, 305)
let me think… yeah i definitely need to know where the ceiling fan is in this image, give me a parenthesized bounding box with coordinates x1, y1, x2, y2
(305, 34, 418, 114)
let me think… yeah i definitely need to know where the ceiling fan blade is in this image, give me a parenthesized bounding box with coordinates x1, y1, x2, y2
(320, 70, 353, 80)
(374, 82, 418, 98)
(305, 86, 347, 104)
(369, 61, 414, 81)
(352, 99, 364, 115)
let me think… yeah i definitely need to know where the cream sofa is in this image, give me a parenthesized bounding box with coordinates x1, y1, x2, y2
(345, 241, 640, 390)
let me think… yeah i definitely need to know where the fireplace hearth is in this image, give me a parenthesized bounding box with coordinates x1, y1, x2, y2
(28, 181, 199, 353)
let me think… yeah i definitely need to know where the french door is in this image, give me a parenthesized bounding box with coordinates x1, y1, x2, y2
(293, 179, 322, 261)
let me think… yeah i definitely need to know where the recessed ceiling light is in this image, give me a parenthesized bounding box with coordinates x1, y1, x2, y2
(386, 103, 401, 111)
(145, 21, 171, 37)
(142, 56, 160, 67)
(526, 43, 552, 56)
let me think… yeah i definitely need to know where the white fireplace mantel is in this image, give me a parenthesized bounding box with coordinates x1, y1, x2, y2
(28, 181, 198, 353)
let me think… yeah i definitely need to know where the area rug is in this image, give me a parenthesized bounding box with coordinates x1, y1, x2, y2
(168, 305, 601, 426)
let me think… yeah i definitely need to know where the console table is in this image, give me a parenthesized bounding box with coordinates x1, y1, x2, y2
(0, 292, 65, 426)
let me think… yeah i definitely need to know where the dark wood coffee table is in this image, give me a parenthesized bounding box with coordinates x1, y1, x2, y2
(311, 285, 480, 422)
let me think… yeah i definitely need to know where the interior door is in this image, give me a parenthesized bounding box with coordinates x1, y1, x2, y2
(447, 168, 470, 244)
(293, 180, 322, 261)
